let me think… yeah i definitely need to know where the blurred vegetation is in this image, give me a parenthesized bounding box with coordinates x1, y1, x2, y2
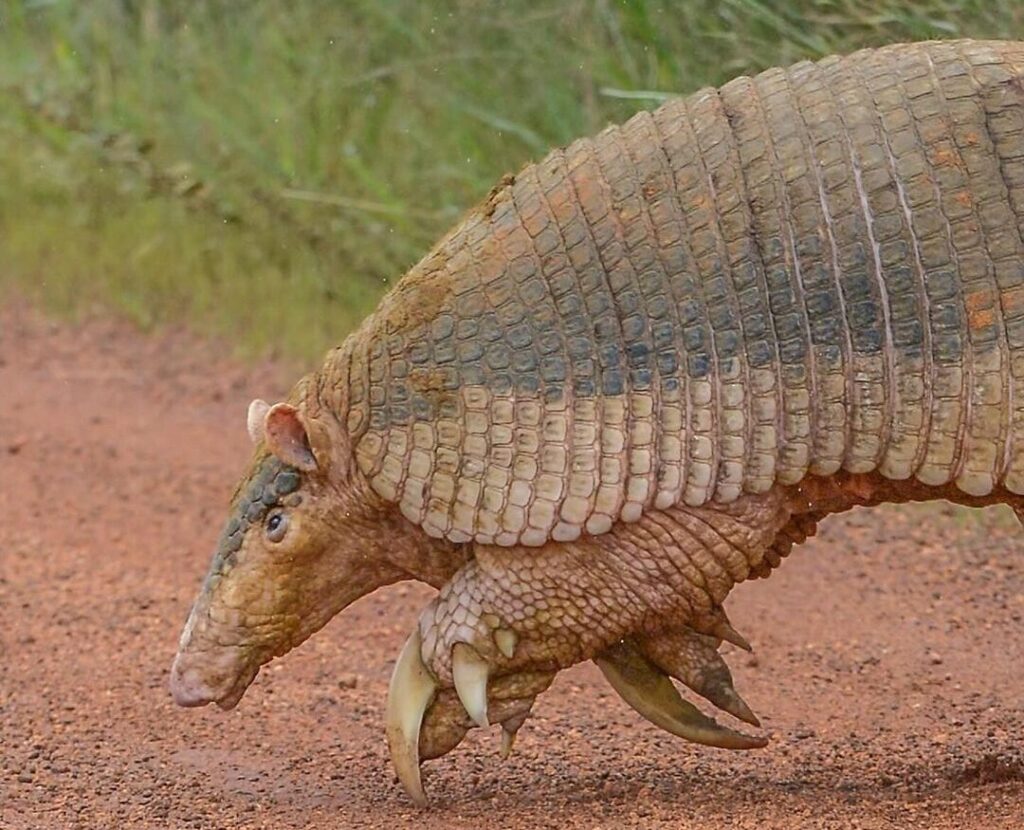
(0, 0, 1022, 358)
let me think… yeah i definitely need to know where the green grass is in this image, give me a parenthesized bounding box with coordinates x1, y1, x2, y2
(1, 0, 1022, 358)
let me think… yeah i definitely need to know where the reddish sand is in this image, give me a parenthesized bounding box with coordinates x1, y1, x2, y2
(1, 305, 1022, 829)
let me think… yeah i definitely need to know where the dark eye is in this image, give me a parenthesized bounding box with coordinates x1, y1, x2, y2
(265, 511, 288, 543)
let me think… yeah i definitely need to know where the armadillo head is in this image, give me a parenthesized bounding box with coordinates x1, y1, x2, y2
(169, 391, 404, 709)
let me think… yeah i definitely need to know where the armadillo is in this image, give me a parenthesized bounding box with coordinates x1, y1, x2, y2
(169, 39, 1024, 805)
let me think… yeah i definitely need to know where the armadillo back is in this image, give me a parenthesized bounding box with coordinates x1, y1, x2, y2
(342, 39, 1024, 547)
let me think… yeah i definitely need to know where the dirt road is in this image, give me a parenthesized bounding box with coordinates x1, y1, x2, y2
(1, 305, 1022, 829)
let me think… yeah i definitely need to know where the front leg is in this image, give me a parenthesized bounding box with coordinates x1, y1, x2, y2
(387, 489, 793, 803)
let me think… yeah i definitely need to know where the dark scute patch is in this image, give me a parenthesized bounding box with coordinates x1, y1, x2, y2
(715, 329, 740, 356)
(269, 464, 301, 496)
(388, 404, 411, 425)
(601, 368, 625, 395)
(630, 366, 653, 389)
(512, 350, 538, 372)
(626, 341, 650, 363)
(779, 336, 807, 363)
(544, 384, 565, 404)
(651, 320, 674, 348)
(223, 531, 243, 556)
(212, 457, 304, 569)
(688, 353, 711, 378)
(519, 373, 541, 394)
(1007, 317, 1024, 350)
(460, 364, 485, 386)
(540, 356, 567, 382)
(748, 339, 774, 367)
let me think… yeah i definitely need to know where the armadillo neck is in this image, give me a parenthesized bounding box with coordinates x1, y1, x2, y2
(344, 39, 1024, 547)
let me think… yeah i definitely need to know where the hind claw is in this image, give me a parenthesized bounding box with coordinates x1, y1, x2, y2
(696, 607, 753, 653)
(596, 639, 768, 750)
(634, 627, 762, 727)
(708, 681, 760, 727)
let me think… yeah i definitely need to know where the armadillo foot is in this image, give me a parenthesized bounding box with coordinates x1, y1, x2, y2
(595, 639, 767, 750)
(386, 627, 554, 805)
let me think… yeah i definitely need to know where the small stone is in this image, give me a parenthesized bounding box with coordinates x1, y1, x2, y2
(337, 674, 359, 690)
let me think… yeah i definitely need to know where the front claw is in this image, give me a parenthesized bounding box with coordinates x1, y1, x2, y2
(386, 628, 555, 805)
(385, 629, 437, 807)
(452, 643, 490, 728)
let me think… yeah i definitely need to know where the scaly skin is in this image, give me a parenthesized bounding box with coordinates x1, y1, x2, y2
(172, 39, 1024, 805)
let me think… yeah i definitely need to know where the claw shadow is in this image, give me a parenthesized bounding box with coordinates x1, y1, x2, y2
(292, 732, 1024, 825)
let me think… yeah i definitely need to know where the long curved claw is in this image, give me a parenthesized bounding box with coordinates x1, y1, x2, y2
(636, 629, 761, 727)
(595, 640, 768, 751)
(452, 643, 490, 728)
(385, 629, 438, 807)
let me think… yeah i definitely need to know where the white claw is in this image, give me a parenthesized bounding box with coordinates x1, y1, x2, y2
(494, 628, 517, 659)
(452, 643, 490, 728)
(385, 629, 438, 807)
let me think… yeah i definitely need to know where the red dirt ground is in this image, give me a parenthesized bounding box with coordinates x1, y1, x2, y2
(2, 304, 1023, 829)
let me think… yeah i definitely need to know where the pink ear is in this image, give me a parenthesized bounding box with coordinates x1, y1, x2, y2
(263, 403, 318, 471)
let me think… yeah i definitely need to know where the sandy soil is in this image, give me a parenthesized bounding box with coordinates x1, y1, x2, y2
(1, 304, 1023, 829)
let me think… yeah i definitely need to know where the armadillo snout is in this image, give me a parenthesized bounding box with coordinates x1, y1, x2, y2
(168, 645, 256, 709)
(168, 654, 217, 707)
